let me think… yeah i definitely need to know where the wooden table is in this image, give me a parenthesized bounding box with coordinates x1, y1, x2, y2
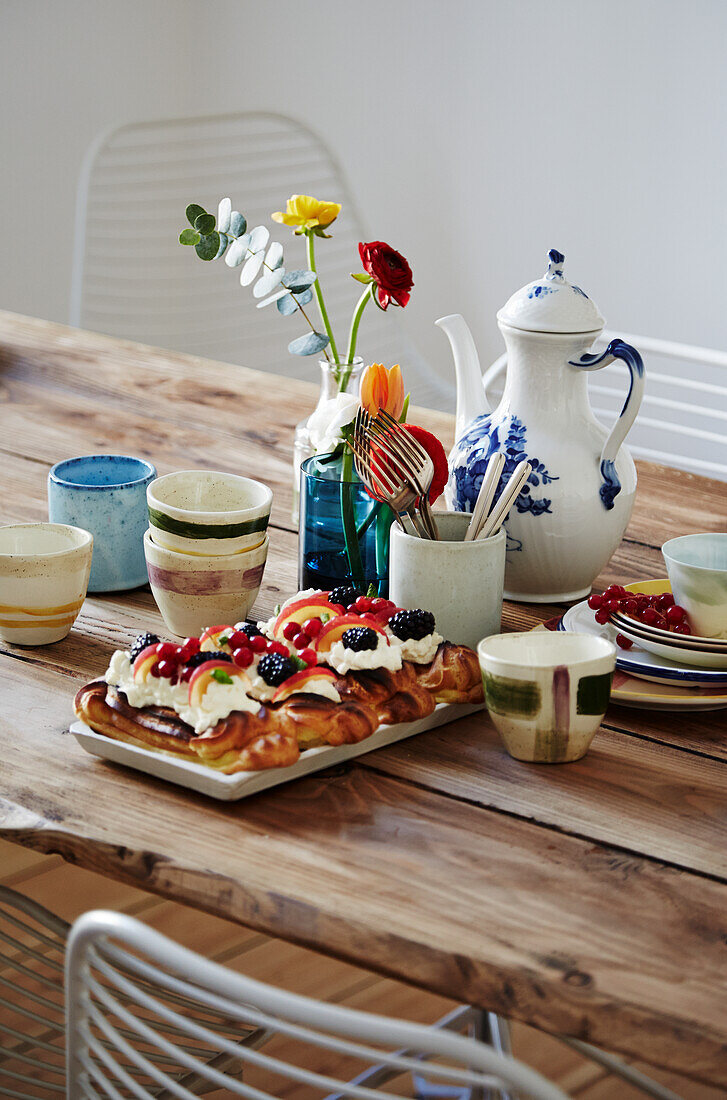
(1, 312, 726, 1089)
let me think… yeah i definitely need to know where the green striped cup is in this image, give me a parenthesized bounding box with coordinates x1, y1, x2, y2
(147, 470, 272, 556)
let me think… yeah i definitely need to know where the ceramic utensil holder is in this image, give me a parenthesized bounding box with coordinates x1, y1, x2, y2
(389, 511, 505, 649)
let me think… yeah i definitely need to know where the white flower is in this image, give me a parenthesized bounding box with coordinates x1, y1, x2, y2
(307, 393, 359, 455)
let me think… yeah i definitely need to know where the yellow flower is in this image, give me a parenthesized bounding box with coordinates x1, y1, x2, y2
(360, 363, 405, 420)
(272, 194, 341, 233)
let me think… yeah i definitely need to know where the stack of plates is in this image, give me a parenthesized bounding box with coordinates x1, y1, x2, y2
(611, 607, 727, 669)
(559, 579, 727, 710)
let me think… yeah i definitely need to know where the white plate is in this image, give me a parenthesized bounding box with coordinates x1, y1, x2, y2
(70, 701, 485, 801)
(561, 600, 727, 689)
(610, 617, 727, 669)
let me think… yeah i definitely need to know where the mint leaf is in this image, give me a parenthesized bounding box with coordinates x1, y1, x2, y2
(366, 583, 377, 598)
(218, 634, 231, 647)
(211, 668, 233, 685)
(292, 656, 307, 670)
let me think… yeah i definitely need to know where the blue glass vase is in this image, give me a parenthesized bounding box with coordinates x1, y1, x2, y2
(299, 455, 393, 595)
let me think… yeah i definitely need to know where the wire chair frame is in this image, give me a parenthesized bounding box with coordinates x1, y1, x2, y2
(70, 110, 451, 411)
(482, 331, 727, 480)
(66, 909, 570, 1100)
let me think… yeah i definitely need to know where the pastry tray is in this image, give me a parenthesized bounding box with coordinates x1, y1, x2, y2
(70, 701, 484, 801)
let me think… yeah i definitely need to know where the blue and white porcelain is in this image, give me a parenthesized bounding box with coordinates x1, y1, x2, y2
(48, 455, 156, 592)
(437, 250, 644, 602)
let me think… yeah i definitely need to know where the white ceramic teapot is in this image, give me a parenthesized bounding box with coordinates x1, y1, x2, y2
(438, 250, 644, 602)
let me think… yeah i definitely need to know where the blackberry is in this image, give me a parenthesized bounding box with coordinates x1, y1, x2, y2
(388, 609, 435, 642)
(329, 586, 362, 607)
(184, 650, 232, 670)
(341, 627, 378, 652)
(235, 619, 263, 638)
(257, 653, 297, 687)
(129, 632, 160, 663)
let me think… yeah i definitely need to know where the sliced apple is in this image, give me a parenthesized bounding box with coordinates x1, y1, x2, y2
(200, 625, 235, 652)
(132, 644, 161, 682)
(272, 596, 344, 638)
(272, 667, 338, 704)
(188, 661, 245, 708)
(314, 614, 387, 654)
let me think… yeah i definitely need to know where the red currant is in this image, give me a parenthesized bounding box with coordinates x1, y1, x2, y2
(640, 608, 660, 626)
(674, 623, 692, 635)
(180, 666, 193, 682)
(157, 658, 177, 678)
(606, 599, 621, 614)
(303, 617, 322, 637)
(607, 585, 627, 598)
(156, 642, 178, 660)
(621, 599, 638, 617)
(283, 621, 299, 642)
(150, 663, 163, 677)
(232, 647, 254, 668)
(293, 632, 310, 650)
(269, 641, 289, 657)
(353, 596, 372, 613)
(594, 607, 610, 625)
(615, 633, 633, 649)
(656, 593, 674, 610)
(299, 648, 317, 666)
(666, 605, 686, 624)
(370, 598, 388, 611)
(251, 634, 268, 653)
(588, 594, 604, 610)
(226, 629, 246, 650)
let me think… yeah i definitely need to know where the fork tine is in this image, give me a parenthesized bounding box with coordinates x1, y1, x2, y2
(378, 409, 429, 462)
(366, 429, 419, 488)
(349, 437, 398, 497)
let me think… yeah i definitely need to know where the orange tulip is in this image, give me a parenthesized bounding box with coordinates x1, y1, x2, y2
(360, 363, 405, 419)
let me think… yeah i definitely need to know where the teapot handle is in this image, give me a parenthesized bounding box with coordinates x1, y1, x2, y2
(568, 339, 645, 510)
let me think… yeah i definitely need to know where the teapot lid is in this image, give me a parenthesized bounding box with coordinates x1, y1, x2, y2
(497, 250, 605, 333)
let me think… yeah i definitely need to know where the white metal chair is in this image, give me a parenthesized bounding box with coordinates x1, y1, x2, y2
(0, 887, 267, 1099)
(65, 908, 569, 1100)
(483, 331, 727, 481)
(70, 111, 451, 411)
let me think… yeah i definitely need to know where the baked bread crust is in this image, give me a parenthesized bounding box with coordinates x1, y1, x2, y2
(273, 694, 379, 748)
(333, 664, 436, 725)
(415, 643, 484, 704)
(73, 681, 299, 773)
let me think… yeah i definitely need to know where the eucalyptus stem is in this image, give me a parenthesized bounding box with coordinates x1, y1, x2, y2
(306, 230, 340, 376)
(342, 283, 374, 391)
(260, 256, 331, 363)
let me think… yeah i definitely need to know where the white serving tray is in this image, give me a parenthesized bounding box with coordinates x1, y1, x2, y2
(70, 701, 484, 801)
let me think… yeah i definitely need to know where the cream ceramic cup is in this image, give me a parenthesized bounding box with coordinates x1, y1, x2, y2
(389, 511, 505, 648)
(144, 529, 268, 637)
(0, 523, 93, 645)
(147, 470, 272, 555)
(662, 533, 727, 639)
(478, 631, 616, 763)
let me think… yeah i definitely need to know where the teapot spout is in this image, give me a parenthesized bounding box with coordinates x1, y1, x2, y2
(435, 313, 490, 440)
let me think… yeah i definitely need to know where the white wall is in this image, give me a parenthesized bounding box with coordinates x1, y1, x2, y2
(3, 0, 727, 417)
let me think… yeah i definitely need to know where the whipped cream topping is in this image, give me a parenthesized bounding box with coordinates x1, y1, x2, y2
(386, 628, 443, 664)
(104, 649, 257, 735)
(325, 634, 402, 675)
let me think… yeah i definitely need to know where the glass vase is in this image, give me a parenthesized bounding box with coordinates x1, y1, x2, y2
(298, 454, 393, 596)
(292, 357, 364, 523)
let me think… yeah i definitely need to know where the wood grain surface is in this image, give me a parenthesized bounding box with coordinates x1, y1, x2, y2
(1, 311, 726, 1087)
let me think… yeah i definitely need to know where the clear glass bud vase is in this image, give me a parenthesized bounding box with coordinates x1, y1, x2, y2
(292, 357, 364, 523)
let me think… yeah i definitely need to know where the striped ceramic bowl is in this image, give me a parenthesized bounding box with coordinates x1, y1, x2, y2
(147, 470, 272, 555)
(144, 529, 268, 637)
(0, 523, 93, 645)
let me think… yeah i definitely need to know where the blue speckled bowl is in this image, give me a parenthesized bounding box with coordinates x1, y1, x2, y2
(48, 455, 156, 592)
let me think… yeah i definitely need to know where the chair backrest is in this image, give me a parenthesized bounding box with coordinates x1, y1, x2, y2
(483, 331, 727, 480)
(66, 909, 569, 1100)
(71, 111, 451, 410)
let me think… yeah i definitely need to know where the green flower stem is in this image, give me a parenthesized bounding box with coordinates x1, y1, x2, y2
(355, 500, 382, 540)
(373, 502, 391, 597)
(340, 449, 365, 586)
(306, 231, 340, 376)
(342, 283, 374, 389)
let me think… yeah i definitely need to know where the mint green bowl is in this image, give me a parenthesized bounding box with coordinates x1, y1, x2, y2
(662, 533, 727, 640)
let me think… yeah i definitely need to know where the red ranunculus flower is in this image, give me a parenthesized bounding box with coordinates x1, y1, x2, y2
(402, 425, 448, 503)
(359, 241, 413, 310)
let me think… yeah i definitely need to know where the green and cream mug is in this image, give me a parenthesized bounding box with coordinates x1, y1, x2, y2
(147, 470, 272, 556)
(478, 630, 616, 763)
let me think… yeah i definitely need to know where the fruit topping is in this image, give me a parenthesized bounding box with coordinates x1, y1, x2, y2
(178, 636, 201, 662)
(200, 625, 235, 651)
(184, 650, 233, 670)
(268, 641, 290, 657)
(251, 634, 268, 654)
(234, 619, 264, 638)
(188, 660, 246, 707)
(388, 609, 436, 642)
(232, 647, 254, 669)
(314, 613, 387, 653)
(271, 666, 337, 704)
(132, 644, 162, 682)
(283, 621, 300, 641)
(129, 632, 160, 664)
(272, 595, 343, 638)
(341, 626, 379, 652)
(257, 653, 298, 687)
(303, 617, 323, 637)
(329, 586, 363, 607)
(299, 648, 317, 666)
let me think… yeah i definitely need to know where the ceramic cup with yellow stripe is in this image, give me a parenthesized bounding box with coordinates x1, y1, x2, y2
(0, 523, 93, 645)
(147, 470, 272, 556)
